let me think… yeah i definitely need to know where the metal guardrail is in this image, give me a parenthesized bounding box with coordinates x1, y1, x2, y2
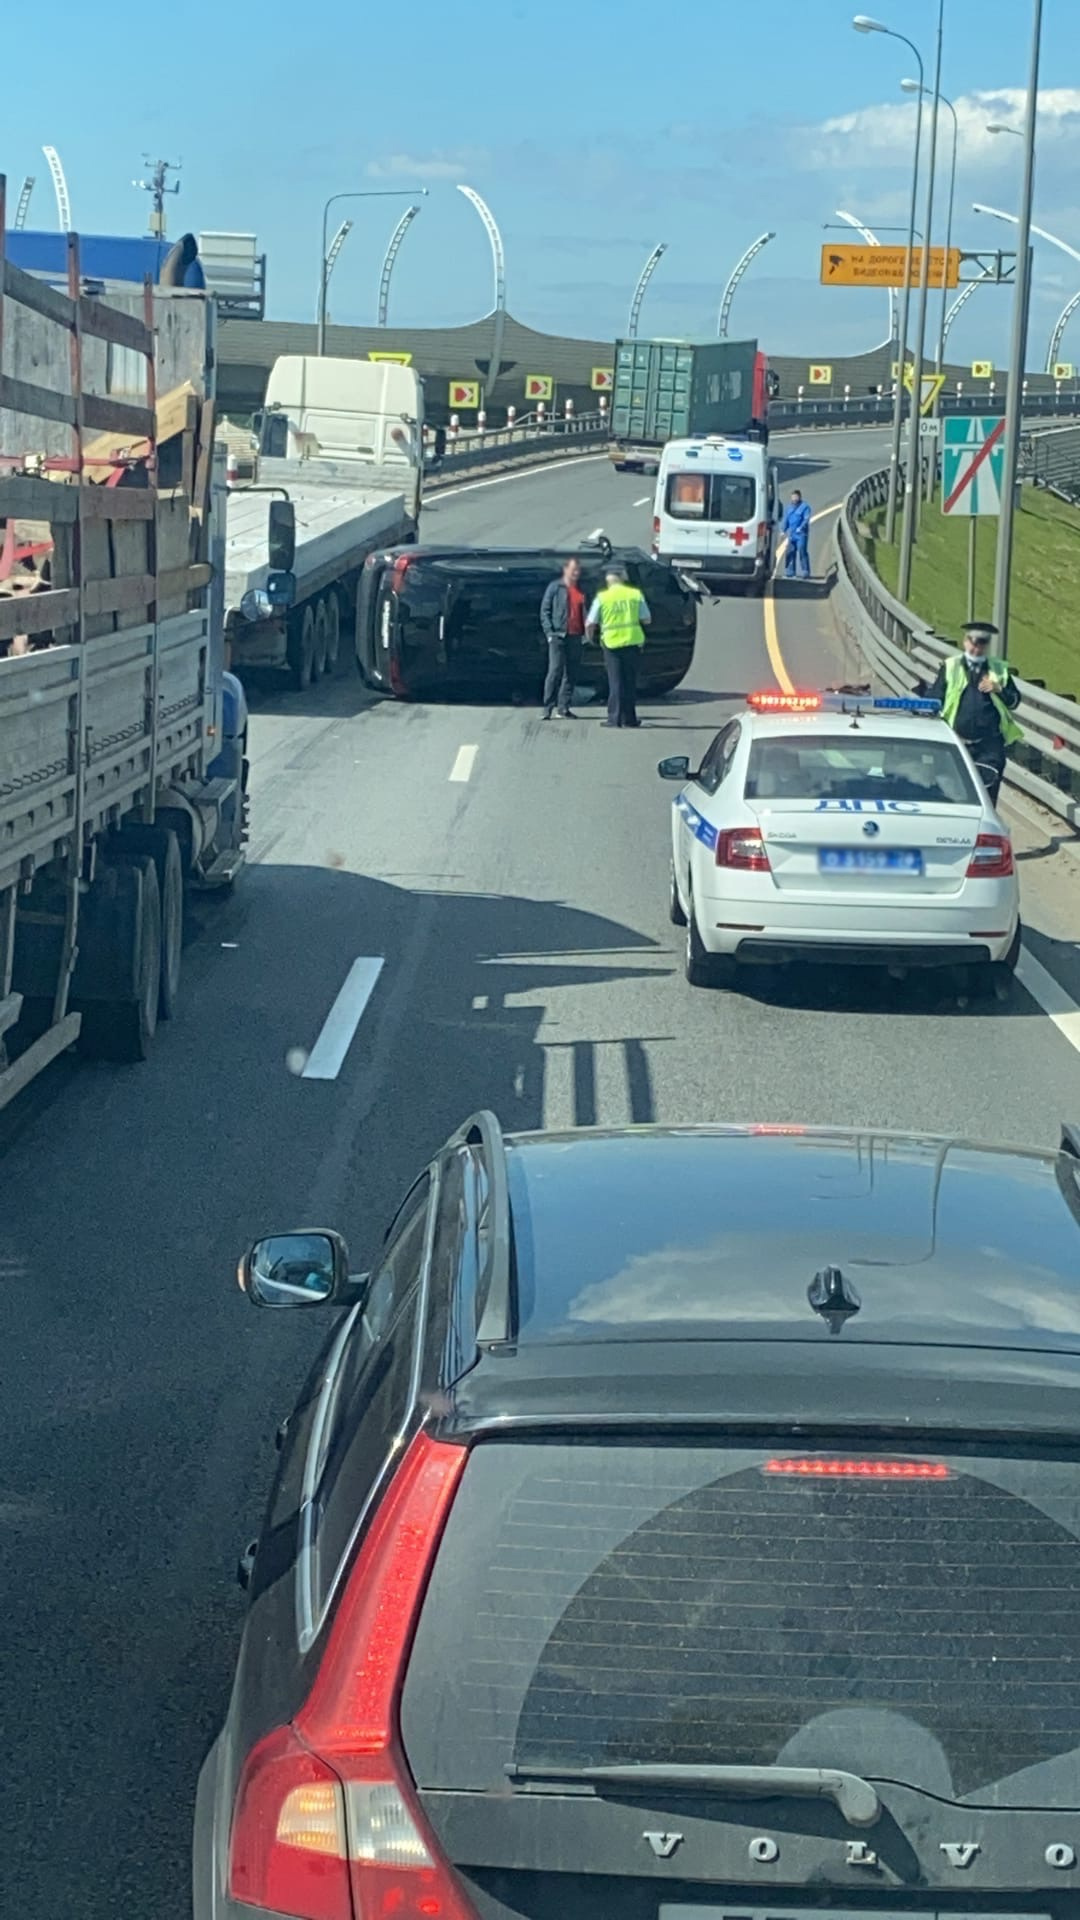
(1022, 422, 1080, 501)
(833, 467, 1080, 829)
(771, 390, 1080, 430)
(424, 413, 608, 486)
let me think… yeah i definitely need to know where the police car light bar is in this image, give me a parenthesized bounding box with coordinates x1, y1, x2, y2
(746, 691, 941, 716)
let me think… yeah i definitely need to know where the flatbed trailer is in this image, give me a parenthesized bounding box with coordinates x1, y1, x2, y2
(0, 184, 248, 1110)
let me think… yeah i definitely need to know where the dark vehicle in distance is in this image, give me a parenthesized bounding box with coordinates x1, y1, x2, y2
(354, 543, 697, 700)
(197, 1114, 1080, 1920)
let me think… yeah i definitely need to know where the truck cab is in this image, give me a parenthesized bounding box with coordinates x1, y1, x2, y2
(254, 356, 424, 520)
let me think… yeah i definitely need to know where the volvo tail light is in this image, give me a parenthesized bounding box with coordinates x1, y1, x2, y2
(717, 826, 771, 871)
(966, 833, 1014, 878)
(228, 1434, 470, 1920)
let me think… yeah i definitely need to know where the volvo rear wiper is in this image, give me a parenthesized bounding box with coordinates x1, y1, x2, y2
(505, 1762, 881, 1829)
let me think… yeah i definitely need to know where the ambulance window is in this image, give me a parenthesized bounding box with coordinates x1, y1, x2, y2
(666, 472, 707, 519)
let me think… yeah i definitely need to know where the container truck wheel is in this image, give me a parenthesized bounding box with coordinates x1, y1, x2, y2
(323, 591, 342, 673)
(107, 826, 184, 1020)
(313, 600, 330, 679)
(73, 859, 161, 1063)
(287, 605, 316, 691)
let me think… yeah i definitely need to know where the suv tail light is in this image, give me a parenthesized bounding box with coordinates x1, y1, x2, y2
(228, 1434, 469, 1920)
(717, 826, 771, 871)
(966, 832, 1014, 878)
(389, 554, 414, 592)
(652, 515, 660, 554)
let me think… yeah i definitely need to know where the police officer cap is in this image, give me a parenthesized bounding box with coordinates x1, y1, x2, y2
(962, 620, 998, 642)
(605, 562, 629, 582)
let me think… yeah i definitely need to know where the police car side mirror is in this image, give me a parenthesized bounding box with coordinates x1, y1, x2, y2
(658, 755, 691, 781)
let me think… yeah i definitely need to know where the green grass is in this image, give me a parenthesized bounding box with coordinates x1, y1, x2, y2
(862, 485, 1080, 696)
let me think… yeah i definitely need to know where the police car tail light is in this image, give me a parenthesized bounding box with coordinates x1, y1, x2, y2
(747, 690, 822, 712)
(966, 833, 1014, 878)
(228, 1434, 471, 1920)
(717, 826, 771, 872)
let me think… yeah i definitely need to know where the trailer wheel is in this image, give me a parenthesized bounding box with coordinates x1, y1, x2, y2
(313, 599, 330, 679)
(107, 826, 184, 1019)
(287, 605, 316, 691)
(323, 591, 342, 673)
(74, 858, 161, 1063)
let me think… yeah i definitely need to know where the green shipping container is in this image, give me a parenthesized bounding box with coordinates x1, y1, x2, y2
(611, 337, 759, 444)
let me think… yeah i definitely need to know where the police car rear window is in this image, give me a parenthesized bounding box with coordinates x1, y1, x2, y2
(400, 1438, 1080, 1803)
(745, 735, 978, 805)
(666, 472, 756, 523)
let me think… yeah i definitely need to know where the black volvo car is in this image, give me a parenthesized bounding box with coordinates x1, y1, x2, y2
(354, 544, 697, 701)
(197, 1115, 1080, 1920)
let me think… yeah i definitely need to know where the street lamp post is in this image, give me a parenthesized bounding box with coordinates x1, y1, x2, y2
(902, 77, 958, 380)
(717, 231, 775, 338)
(628, 242, 668, 339)
(853, 15, 925, 547)
(990, 0, 1044, 653)
(317, 188, 426, 355)
(897, 0, 944, 601)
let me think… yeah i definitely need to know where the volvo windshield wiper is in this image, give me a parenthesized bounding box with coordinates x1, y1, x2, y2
(505, 1761, 881, 1829)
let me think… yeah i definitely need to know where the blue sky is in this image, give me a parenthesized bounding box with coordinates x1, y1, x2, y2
(7, 0, 1080, 366)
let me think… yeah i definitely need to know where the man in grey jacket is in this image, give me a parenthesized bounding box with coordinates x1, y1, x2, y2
(539, 557, 587, 719)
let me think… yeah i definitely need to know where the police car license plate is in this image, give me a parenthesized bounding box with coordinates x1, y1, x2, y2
(819, 847, 923, 874)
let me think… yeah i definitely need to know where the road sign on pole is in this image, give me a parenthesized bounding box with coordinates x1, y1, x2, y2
(903, 366, 946, 415)
(820, 244, 960, 289)
(941, 415, 1007, 517)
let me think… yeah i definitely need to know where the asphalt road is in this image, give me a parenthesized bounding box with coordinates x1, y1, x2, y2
(5, 426, 1080, 1916)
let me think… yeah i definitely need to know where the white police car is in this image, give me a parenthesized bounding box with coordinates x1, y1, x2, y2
(658, 690, 1021, 988)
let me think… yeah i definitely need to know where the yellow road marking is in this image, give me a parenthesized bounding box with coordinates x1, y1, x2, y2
(765, 501, 844, 692)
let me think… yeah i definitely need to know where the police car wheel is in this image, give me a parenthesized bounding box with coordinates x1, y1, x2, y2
(685, 890, 725, 988)
(669, 861, 687, 927)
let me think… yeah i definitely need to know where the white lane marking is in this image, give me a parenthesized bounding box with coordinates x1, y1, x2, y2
(1016, 948, 1080, 1055)
(437, 453, 608, 502)
(450, 743, 478, 782)
(302, 958, 385, 1081)
(634, 494, 651, 507)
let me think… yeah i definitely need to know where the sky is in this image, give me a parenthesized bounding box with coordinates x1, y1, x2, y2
(6, 0, 1080, 368)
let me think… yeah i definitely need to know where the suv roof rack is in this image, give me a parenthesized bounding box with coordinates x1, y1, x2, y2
(452, 1110, 516, 1346)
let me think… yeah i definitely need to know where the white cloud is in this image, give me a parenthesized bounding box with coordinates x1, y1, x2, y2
(805, 86, 1080, 171)
(365, 151, 484, 181)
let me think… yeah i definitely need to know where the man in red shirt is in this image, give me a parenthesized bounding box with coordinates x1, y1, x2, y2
(539, 557, 586, 719)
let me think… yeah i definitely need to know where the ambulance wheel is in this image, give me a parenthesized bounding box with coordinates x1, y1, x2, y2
(746, 572, 767, 597)
(669, 860, 687, 927)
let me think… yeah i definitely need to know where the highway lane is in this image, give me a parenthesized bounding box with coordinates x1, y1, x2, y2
(4, 427, 1080, 1917)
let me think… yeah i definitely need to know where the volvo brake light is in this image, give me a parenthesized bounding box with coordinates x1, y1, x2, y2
(747, 690, 821, 712)
(228, 1434, 471, 1920)
(717, 826, 770, 872)
(966, 833, 1014, 878)
(765, 1459, 951, 1479)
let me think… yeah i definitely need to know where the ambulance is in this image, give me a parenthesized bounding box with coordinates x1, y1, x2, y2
(652, 435, 780, 595)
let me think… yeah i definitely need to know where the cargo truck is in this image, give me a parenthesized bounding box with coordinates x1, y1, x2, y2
(0, 201, 249, 1107)
(609, 338, 776, 472)
(225, 356, 423, 690)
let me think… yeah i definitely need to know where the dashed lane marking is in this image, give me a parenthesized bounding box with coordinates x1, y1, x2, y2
(449, 744, 478, 782)
(301, 958, 385, 1081)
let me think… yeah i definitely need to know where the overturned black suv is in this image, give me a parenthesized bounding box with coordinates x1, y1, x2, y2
(355, 542, 697, 701)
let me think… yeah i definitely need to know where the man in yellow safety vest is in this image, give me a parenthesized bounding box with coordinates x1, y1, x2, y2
(926, 620, 1022, 808)
(585, 563, 652, 728)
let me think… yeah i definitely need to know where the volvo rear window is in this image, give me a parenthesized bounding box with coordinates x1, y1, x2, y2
(665, 472, 756, 523)
(400, 1439, 1080, 1803)
(745, 735, 978, 805)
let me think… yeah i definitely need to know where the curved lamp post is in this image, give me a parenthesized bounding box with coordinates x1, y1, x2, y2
(1048, 289, 1080, 373)
(42, 145, 71, 231)
(834, 209, 897, 349)
(317, 188, 426, 354)
(627, 242, 668, 339)
(457, 185, 507, 400)
(377, 204, 422, 326)
(717, 231, 775, 338)
(942, 269, 994, 352)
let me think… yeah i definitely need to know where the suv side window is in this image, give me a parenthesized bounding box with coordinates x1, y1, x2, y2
(309, 1173, 431, 1622)
(695, 721, 740, 797)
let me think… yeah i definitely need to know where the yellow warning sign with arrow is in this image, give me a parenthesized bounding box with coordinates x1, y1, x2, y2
(903, 366, 946, 415)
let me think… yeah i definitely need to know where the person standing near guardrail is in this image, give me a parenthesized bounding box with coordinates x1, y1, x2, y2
(781, 489, 812, 579)
(925, 620, 1023, 808)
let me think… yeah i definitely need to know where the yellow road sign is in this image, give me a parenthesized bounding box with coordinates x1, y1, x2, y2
(368, 350, 413, 364)
(903, 367, 946, 415)
(970, 360, 993, 379)
(808, 364, 832, 385)
(525, 374, 554, 400)
(448, 380, 480, 409)
(1053, 361, 1076, 380)
(590, 367, 614, 391)
(821, 244, 961, 289)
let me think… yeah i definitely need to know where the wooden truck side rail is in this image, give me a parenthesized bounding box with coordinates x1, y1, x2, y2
(0, 175, 217, 1107)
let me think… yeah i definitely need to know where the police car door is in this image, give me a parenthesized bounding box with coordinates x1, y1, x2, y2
(677, 722, 741, 870)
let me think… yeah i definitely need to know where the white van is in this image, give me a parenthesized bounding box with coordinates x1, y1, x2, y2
(257, 356, 424, 519)
(652, 436, 779, 594)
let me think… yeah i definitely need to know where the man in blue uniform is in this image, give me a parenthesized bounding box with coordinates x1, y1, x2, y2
(781, 489, 812, 579)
